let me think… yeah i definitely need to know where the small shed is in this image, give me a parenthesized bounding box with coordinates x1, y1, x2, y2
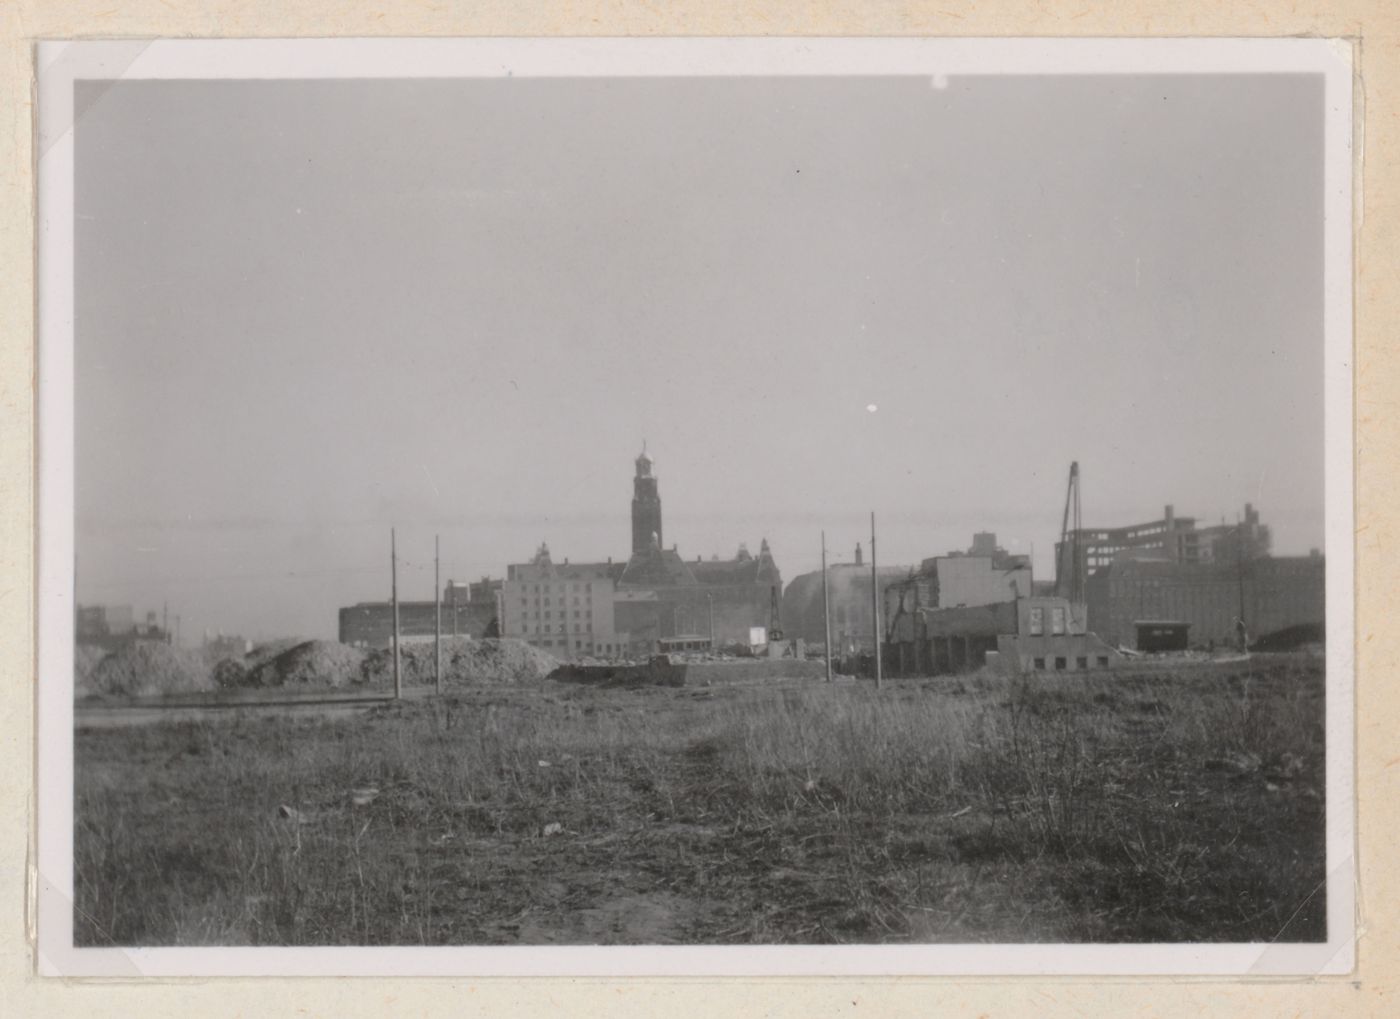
(1134, 620, 1191, 653)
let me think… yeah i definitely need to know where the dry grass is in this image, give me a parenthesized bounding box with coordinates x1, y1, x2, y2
(73, 653, 1326, 945)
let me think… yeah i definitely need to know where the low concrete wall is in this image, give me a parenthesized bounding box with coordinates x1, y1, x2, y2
(686, 659, 828, 683)
(549, 657, 828, 688)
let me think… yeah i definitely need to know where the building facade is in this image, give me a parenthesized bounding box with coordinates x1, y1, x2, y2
(1084, 553, 1325, 649)
(779, 543, 911, 654)
(497, 544, 630, 658)
(882, 595, 1121, 677)
(76, 604, 171, 651)
(879, 532, 1032, 638)
(1055, 502, 1274, 589)
(339, 579, 499, 648)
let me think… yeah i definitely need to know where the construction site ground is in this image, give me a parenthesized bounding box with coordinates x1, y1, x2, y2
(72, 653, 1326, 947)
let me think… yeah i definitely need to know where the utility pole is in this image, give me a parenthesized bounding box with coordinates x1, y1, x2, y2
(391, 527, 402, 701)
(1236, 514, 1247, 652)
(822, 530, 833, 683)
(871, 511, 883, 690)
(434, 534, 442, 696)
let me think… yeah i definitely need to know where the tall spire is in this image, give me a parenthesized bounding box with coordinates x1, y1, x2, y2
(631, 444, 662, 555)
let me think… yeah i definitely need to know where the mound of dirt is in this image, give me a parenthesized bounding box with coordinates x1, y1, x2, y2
(363, 637, 559, 688)
(244, 640, 369, 688)
(244, 638, 305, 668)
(74, 645, 112, 700)
(86, 642, 216, 698)
(211, 658, 251, 690)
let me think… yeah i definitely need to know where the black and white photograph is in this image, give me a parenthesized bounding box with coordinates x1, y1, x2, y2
(35, 38, 1355, 977)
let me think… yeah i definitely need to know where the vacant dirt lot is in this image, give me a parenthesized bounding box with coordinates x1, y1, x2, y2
(73, 654, 1326, 946)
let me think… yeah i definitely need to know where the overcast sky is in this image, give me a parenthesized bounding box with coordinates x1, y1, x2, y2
(74, 73, 1325, 642)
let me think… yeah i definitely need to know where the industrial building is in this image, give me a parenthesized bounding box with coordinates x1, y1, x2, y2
(882, 595, 1122, 677)
(1050, 492, 1322, 651)
(1084, 553, 1325, 649)
(1055, 502, 1272, 584)
(782, 533, 1032, 655)
(780, 542, 911, 654)
(75, 604, 171, 652)
(339, 579, 499, 648)
(883, 534, 1034, 620)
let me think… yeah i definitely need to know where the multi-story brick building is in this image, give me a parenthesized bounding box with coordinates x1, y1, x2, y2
(497, 545, 630, 658)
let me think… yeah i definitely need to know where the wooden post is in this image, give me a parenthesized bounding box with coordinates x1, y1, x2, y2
(822, 530, 833, 682)
(391, 527, 402, 701)
(434, 534, 442, 696)
(871, 511, 883, 689)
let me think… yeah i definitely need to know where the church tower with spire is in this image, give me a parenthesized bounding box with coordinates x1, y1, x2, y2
(631, 442, 663, 556)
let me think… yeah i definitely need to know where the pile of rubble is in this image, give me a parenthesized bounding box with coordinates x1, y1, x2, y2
(76, 636, 562, 698)
(83, 642, 217, 698)
(241, 640, 370, 689)
(362, 638, 560, 688)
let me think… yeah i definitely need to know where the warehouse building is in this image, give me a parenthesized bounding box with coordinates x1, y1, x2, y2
(1084, 553, 1325, 649)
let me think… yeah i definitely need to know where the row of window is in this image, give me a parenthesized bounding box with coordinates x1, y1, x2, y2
(531, 638, 621, 654)
(519, 595, 587, 607)
(520, 582, 595, 595)
(1030, 655, 1111, 670)
(516, 609, 592, 620)
(520, 622, 587, 634)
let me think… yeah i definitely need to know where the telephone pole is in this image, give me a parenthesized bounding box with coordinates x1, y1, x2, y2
(821, 530, 833, 683)
(391, 527, 402, 701)
(1236, 515, 1247, 652)
(434, 534, 442, 696)
(871, 512, 883, 690)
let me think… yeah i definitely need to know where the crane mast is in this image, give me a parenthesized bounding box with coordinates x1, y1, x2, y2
(1056, 461, 1084, 604)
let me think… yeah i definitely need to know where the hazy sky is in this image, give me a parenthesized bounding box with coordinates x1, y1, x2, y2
(75, 74, 1326, 642)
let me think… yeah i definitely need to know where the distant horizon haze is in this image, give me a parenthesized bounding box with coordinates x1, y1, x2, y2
(75, 74, 1327, 643)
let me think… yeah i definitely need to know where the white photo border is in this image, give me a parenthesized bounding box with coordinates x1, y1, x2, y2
(34, 36, 1356, 978)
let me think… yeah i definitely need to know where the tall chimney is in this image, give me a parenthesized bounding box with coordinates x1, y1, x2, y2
(854, 542, 863, 567)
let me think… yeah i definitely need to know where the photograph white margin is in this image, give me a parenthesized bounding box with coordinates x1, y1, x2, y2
(33, 35, 1357, 979)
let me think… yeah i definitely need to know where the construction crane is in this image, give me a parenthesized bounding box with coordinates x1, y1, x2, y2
(1055, 461, 1085, 604)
